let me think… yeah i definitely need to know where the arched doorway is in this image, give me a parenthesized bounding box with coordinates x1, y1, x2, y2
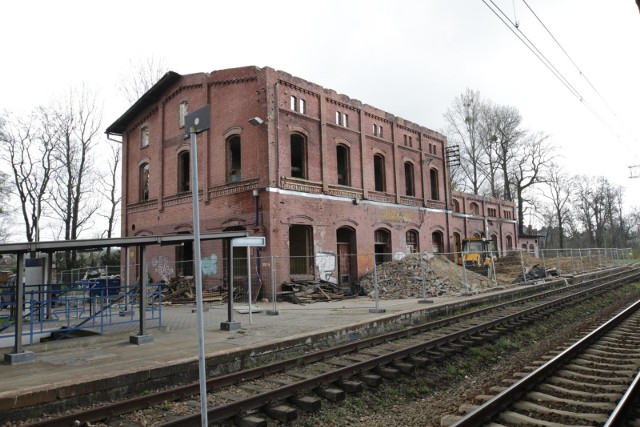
(374, 228, 391, 265)
(453, 232, 461, 264)
(336, 227, 357, 287)
(289, 224, 313, 276)
(431, 231, 444, 253)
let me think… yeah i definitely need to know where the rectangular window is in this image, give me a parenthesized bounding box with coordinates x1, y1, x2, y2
(290, 95, 297, 111)
(179, 101, 188, 128)
(299, 98, 306, 114)
(141, 126, 149, 148)
(336, 111, 341, 125)
(379, 126, 384, 138)
(343, 113, 349, 128)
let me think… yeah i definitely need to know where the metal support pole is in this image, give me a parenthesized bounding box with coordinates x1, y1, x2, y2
(189, 129, 209, 427)
(267, 255, 279, 315)
(13, 252, 24, 354)
(247, 248, 253, 325)
(369, 257, 385, 313)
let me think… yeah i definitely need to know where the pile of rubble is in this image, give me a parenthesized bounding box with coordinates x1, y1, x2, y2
(161, 276, 228, 303)
(357, 254, 494, 299)
(280, 280, 350, 304)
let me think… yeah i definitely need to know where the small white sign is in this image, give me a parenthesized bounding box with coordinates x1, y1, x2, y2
(232, 236, 266, 247)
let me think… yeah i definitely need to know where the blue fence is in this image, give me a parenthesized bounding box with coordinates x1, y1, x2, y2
(0, 279, 163, 345)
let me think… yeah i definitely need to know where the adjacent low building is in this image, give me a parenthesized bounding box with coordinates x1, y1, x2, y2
(106, 66, 518, 295)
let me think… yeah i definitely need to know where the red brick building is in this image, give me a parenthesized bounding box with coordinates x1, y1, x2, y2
(106, 66, 518, 294)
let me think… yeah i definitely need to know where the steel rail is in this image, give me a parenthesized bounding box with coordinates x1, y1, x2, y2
(22, 266, 640, 427)
(451, 298, 640, 427)
(159, 270, 640, 426)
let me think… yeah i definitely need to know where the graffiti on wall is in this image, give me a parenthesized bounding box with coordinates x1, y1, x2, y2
(202, 253, 219, 276)
(151, 256, 174, 281)
(315, 252, 337, 284)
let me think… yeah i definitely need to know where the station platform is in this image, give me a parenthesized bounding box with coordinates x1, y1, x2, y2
(0, 287, 526, 419)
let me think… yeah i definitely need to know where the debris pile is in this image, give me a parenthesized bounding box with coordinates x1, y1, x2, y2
(357, 254, 493, 299)
(513, 264, 558, 284)
(280, 280, 349, 304)
(161, 276, 228, 303)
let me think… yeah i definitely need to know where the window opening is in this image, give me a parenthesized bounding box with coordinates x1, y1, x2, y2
(178, 151, 190, 192)
(290, 134, 306, 179)
(227, 135, 242, 182)
(141, 126, 149, 148)
(430, 168, 439, 200)
(374, 154, 386, 192)
(139, 163, 150, 201)
(404, 161, 415, 197)
(336, 144, 350, 186)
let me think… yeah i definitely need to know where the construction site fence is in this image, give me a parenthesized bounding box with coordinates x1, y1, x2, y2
(43, 247, 635, 322)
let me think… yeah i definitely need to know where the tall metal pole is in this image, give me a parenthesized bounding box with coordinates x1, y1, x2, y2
(189, 129, 208, 426)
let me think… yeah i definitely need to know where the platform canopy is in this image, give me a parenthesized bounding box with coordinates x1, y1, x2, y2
(0, 231, 248, 255)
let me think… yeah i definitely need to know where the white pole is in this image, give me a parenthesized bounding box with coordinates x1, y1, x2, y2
(189, 130, 208, 426)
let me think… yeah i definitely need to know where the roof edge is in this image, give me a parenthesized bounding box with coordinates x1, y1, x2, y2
(105, 71, 182, 135)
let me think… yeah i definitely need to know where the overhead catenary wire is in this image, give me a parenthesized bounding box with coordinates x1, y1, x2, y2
(481, 0, 631, 153)
(521, 0, 639, 146)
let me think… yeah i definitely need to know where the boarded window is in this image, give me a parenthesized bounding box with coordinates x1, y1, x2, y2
(430, 168, 439, 200)
(404, 161, 415, 197)
(289, 225, 313, 275)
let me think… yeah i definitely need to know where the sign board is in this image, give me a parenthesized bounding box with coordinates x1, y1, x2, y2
(232, 236, 266, 247)
(184, 104, 211, 139)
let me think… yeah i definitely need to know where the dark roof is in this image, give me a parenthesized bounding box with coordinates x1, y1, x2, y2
(105, 71, 182, 135)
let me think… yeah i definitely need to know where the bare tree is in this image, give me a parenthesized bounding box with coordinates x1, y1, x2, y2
(1, 110, 57, 242)
(510, 132, 554, 234)
(47, 86, 102, 267)
(539, 163, 575, 248)
(118, 56, 169, 104)
(443, 88, 487, 195)
(97, 143, 122, 254)
(482, 104, 524, 201)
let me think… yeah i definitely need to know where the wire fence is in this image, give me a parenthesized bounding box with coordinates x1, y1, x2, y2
(1, 246, 632, 344)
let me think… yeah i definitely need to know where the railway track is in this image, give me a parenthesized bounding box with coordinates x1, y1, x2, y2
(18, 265, 640, 427)
(446, 297, 640, 426)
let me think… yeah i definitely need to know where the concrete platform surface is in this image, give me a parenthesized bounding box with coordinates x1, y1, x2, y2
(0, 289, 518, 415)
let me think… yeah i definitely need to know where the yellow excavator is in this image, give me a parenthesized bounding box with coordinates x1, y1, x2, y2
(458, 237, 498, 276)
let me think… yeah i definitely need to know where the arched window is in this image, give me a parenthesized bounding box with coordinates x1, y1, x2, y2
(470, 202, 480, 215)
(406, 230, 419, 253)
(139, 163, 150, 201)
(374, 228, 391, 264)
(290, 133, 307, 179)
(227, 135, 242, 183)
(452, 199, 461, 213)
(431, 231, 444, 253)
(374, 154, 386, 192)
(404, 161, 415, 197)
(430, 168, 439, 200)
(289, 225, 313, 275)
(506, 235, 513, 250)
(336, 144, 350, 186)
(178, 151, 190, 192)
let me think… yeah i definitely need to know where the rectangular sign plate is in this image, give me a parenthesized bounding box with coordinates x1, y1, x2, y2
(232, 237, 266, 247)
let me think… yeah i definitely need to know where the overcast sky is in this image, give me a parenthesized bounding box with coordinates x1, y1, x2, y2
(2, 1, 639, 234)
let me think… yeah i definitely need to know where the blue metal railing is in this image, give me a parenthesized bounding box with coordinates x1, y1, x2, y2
(0, 280, 163, 345)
